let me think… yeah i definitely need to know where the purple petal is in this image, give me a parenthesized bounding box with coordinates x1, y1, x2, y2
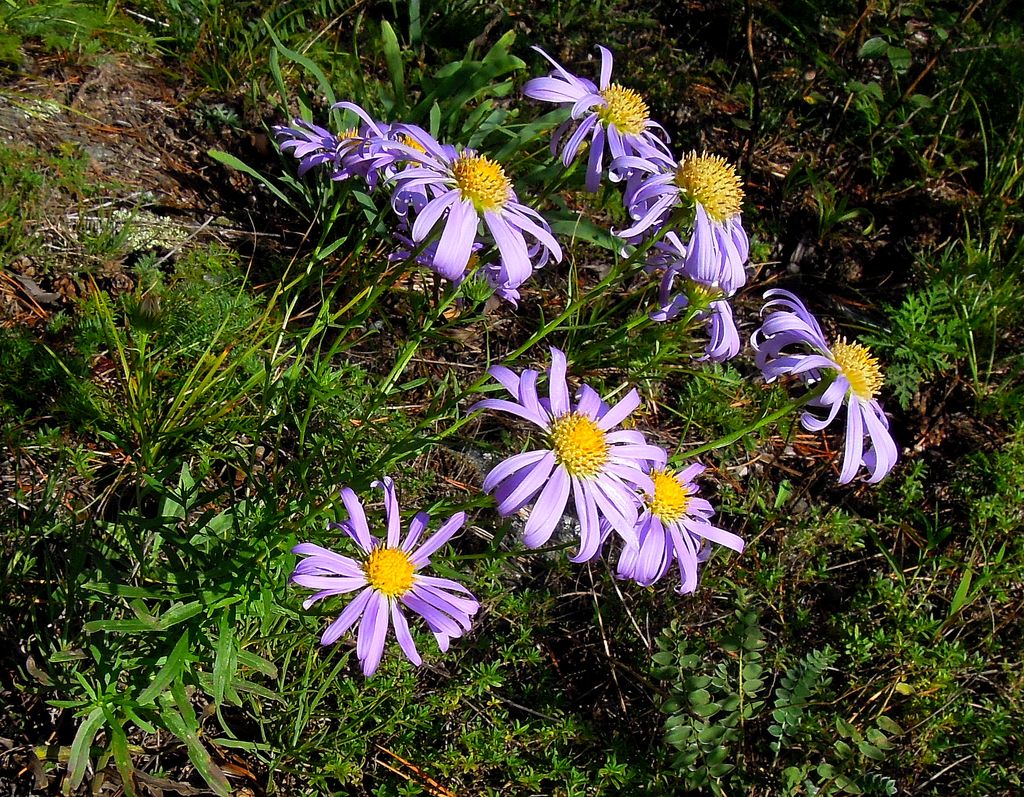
(390, 601, 421, 666)
(487, 364, 521, 396)
(433, 198, 478, 281)
(358, 592, 390, 676)
(401, 592, 462, 637)
(484, 211, 532, 288)
(523, 465, 571, 547)
(570, 479, 602, 562)
(339, 488, 372, 551)
(494, 450, 556, 515)
(548, 347, 571, 416)
(371, 477, 400, 547)
(861, 400, 899, 483)
(471, 397, 549, 428)
(320, 586, 373, 646)
(412, 190, 459, 242)
(838, 398, 865, 484)
(597, 388, 640, 431)
(291, 544, 363, 577)
(597, 45, 613, 89)
(410, 511, 466, 567)
(683, 518, 745, 553)
(401, 511, 431, 553)
(293, 574, 367, 599)
(482, 449, 551, 494)
(585, 124, 605, 192)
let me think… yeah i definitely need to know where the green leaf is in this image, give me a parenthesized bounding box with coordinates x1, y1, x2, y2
(858, 741, 886, 760)
(237, 649, 278, 679)
(208, 150, 296, 209)
(83, 582, 165, 599)
(836, 716, 860, 740)
(949, 568, 974, 617)
(65, 707, 105, 794)
(698, 725, 727, 744)
(158, 700, 230, 797)
(380, 21, 405, 111)
(137, 631, 191, 706)
(231, 678, 285, 704)
(83, 619, 158, 634)
(263, 22, 336, 107)
(50, 649, 89, 663)
(652, 651, 675, 667)
(693, 701, 722, 718)
(773, 479, 793, 509)
(666, 725, 693, 746)
(858, 37, 889, 58)
(102, 708, 137, 797)
(429, 101, 441, 138)
(408, 0, 421, 47)
(689, 688, 712, 706)
(268, 47, 289, 110)
(886, 46, 912, 72)
(875, 716, 903, 735)
(213, 617, 237, 708)
(548, 215, 618, 250)
(157, 601, 203, 630)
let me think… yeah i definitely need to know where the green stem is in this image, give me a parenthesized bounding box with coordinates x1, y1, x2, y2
(673, 379, 834, 463)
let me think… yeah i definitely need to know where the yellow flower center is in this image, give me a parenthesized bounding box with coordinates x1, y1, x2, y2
(332, 128, 361, 156)
(400, 134, 427, 154)
(687, 281, 722, 307)
(831, 338, 884, 402)
(452, 154, 511, 212)
(646, 469, 691, 523)
(674, 152, 744, 223)
(597, 84, 649, 136)
(364, 546, 415, 597)
(549, 412, 609, 478)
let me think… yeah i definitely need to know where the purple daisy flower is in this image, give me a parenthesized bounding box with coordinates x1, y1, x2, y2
(290, 477, 479, 677)
(523, 45, 672, 192)
(325, 101, 396, 188)
(272, 119, 363, 178)
(751, 289, 899, 484)
(614, 151, 750, 293)
(385, 136, 561, 304)
(617, 464, 744, 593)
(274, 103, 431, 189)
(472, 347, 667, 561)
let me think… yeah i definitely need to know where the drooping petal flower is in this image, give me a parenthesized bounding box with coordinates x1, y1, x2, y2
(751, 289, 898, 484)
(617, 151, 749, 291)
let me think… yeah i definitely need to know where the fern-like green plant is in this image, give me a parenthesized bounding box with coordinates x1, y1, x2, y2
(769, 646, 839, 755)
